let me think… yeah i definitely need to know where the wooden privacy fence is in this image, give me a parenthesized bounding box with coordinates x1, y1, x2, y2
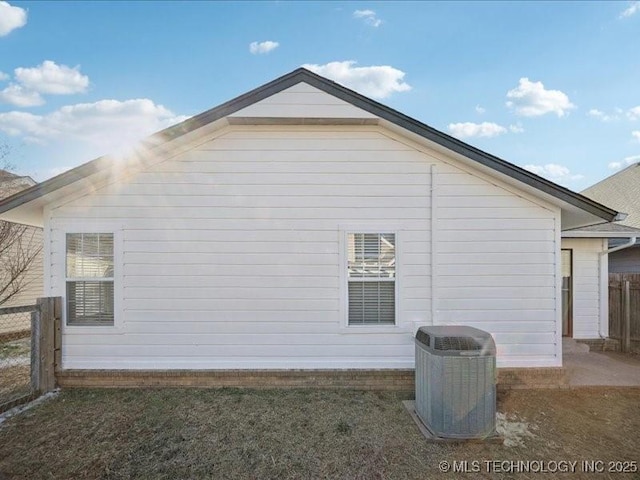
(609, 274, 640, 352)
(0, 296, 61, 413)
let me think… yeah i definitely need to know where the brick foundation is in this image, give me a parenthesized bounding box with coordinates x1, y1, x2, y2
(56, 369, 416, 391)
(497, 367, 567, 390)
(56, 367, 567, 391)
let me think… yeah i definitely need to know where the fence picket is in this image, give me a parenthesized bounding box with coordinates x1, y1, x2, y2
(609, 273, 640, 351)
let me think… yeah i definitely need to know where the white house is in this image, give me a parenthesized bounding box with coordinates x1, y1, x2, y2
(0, 69, 632, 383)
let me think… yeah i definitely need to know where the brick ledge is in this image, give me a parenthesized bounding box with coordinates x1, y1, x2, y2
(56, 367, 567, 390)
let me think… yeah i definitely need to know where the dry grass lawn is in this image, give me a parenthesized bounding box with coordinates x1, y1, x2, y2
(0, 365, 30, 407)
(0, 388, 639, 479)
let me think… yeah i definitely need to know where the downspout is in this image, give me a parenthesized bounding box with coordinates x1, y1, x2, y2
(431, 164, 437, 326)
(598, 236, 637, 338)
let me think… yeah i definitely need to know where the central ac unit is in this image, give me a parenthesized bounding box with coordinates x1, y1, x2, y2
(415, 326, 496, 439)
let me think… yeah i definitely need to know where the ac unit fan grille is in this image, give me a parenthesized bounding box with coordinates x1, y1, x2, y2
(434, 337, 482, 351)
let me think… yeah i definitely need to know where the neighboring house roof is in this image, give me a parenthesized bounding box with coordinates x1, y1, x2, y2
(0, 171, 36, 199)
(0, 169, 17, 180)
(582, 162, 640, 229)
(562, 222, 640, 238)
(0, 68, 621, 226)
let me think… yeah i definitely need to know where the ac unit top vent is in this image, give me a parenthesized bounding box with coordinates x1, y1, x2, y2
(434, 336, 482, 351)
(415, 326, 496, 356)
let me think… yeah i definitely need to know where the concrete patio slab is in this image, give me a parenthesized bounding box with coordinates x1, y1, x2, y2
(563, 351, 640, 387)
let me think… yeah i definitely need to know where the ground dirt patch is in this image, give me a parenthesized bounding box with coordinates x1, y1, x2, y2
(0, 388, 638, 479)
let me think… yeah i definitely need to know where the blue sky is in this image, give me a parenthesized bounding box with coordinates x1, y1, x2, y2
(0, 1, 639, 191)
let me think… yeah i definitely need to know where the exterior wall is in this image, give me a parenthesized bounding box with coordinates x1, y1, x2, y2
(229, 82, 378, 120)
(1, 174, 44, 334)
(434, 164, 561, 367)
(1, 226, 43, 308)
(560, 238, 606, 339)
(609, 246, 640, 273)
(0, 226, 43, 335)
(47, 125, 560, 369)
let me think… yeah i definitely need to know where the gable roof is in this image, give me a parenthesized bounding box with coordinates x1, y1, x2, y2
(582, 162, 640, 229)
(0, 68, 620, 225)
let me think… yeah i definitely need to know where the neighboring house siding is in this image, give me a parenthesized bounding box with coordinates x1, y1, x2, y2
(0, 174, 43, 334)
(609, 246, 640, 273)
(2, 227, 43, 308)
(560, 238, 604, 339)
(1, 174, 44, 310)
(47, 126, 560, 369)
(0, 226, 43, 336)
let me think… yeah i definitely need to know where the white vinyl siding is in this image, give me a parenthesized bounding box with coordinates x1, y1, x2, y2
(347, 233, 395, 325)
(65, 233, 114, 326)
(47, 124, 560, 369)
(434, 162, 561, 367)
(228, 82, 378, 120)
(560, 238, 604, 339)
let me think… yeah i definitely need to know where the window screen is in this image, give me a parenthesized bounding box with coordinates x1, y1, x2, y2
(347, 233, 395, 325)
(66, 233, 114, 326)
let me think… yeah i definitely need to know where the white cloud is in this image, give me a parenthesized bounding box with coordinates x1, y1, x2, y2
(620, 1, 640, 18)
(506, 78, 575, 117)
(588, 108, 618, 122)
(627, 106, 640, 120)
(0, 99, 189, 151)
(0, 71, 8, 81)
(0, 60, 90, 107)
(633, 130, 640, 142)
(448, 122, 507, 139)
(14, 60, 89, 95)
(448, 121, 524, 138)
(523, 163, 583, 183)
(353, 9, 382, 27)
(302, 60, 411, 99)
(0, 1, 27, 37)
(475, 105, 486, 114)
(249, 41, 279, 55)
(609, 154, 640, 169)
(0, 83, 43, 107)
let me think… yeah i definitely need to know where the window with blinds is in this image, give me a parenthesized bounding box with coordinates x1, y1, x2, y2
(347, 232, 396, 325)
(66, 233, 114, 326)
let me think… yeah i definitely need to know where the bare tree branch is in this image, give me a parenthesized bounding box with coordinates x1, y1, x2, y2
(0, 221, 42, 306)
(0, 144, 42, 306)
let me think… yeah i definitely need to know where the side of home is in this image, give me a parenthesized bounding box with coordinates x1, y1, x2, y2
(0, 70, 624, 374)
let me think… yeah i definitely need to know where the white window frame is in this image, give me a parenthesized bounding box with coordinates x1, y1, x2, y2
(55, 222, 123, 333)
(340, 226, 401, 331)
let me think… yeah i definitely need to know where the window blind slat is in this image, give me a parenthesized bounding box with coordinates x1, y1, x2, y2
(347, 232, 396, 326)
(66, 233, 115, 326)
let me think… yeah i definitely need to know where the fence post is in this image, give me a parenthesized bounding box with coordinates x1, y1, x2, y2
(36, 297, 57, 392)
(623, 280, 631, 353)
(53, 297, 62, 373)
